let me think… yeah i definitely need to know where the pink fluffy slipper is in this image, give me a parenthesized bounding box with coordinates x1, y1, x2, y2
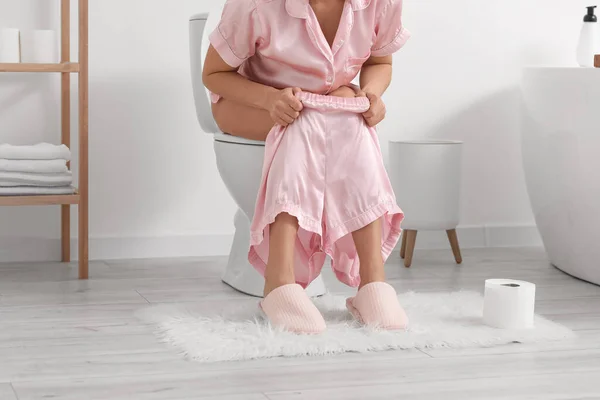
(346, 282, 409, 330)
(260, 284, 326, 334)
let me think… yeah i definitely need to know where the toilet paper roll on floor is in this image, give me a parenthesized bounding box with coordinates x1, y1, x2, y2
(483, 279, 536, 329)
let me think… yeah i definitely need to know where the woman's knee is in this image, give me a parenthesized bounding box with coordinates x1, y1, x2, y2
(273, 212, 299, 226)
(211, 100, 273, 140)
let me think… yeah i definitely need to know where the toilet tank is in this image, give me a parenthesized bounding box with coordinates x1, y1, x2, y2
(189, 11, 221, 134)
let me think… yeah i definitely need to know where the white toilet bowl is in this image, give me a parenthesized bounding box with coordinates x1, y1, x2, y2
(189, 11, 327, 297)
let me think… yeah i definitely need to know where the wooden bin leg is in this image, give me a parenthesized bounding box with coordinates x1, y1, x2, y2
(78, 0, 89, 279)
(400, 231, 407, 259)
(404, 230, 417, 268)
(60, 0, 71, 263)
(447, 229, 462, 264)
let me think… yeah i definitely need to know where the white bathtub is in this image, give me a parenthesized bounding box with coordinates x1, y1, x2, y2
(521, 67, 600, 285)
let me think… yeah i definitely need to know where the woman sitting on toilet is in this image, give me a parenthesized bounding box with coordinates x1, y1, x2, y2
(203, 0, 410, 334)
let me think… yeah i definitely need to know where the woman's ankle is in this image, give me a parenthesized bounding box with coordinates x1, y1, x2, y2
(263, 268, 296, 297)
(263, 279, 296, 297)
(358, 262, 386, 290)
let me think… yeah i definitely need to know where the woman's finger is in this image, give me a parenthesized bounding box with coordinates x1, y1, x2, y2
(289, 98, 303, 112)
(277, 103, 297, 121)
(283, 106, 300, 120)
(284, 96, 302, 112)
(372, 115, 384, 126)
(279, 112, 294, 124)
(366, 92, 378, 103)
(287, 88, 304, 111)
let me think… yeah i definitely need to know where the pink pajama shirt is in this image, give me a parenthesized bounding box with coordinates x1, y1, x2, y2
(209, 0, 410, 100)
(249, 92, 404, 287)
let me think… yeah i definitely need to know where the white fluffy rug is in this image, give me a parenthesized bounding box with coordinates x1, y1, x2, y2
(138, 291, 574, 363)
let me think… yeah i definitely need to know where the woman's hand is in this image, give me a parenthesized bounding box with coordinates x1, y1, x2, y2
(329, 85, 386, 126)
(362, 92, 386, 127)
(265, 87, 304, 126)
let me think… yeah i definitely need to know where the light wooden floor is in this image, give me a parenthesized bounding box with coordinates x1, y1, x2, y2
(1, 247, 599, 399)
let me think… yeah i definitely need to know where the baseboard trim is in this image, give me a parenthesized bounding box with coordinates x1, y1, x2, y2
(0, 234, 234, 263)
(406, 225, 542, 251)
(0, 225, 542, 263)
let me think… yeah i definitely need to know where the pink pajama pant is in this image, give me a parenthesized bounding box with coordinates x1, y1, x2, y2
(249, 92, 404, 288)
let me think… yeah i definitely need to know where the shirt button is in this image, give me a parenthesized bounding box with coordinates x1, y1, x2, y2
(326, 76, 333, 84)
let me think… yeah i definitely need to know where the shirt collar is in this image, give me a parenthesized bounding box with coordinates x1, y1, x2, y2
(285, 0, 371, 19)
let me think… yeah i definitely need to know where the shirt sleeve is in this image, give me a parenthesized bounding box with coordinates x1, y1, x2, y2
(208, 0, 262, 68)
(370, 0, 410, 57)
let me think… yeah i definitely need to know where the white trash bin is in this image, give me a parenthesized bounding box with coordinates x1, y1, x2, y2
(389, 140, 464, 267)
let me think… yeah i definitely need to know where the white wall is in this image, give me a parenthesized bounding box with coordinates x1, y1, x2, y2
(0, 0, 589, 261)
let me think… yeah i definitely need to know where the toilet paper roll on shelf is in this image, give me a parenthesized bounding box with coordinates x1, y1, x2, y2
(20, 30, 58, 63)
(483, 279, 536, 329)
(0, 28, 21, 63)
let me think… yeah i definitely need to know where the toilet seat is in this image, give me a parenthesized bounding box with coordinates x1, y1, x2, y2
(214, 132, 265, 146)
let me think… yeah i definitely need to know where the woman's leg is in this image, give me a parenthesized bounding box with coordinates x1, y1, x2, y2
(263, 212, 299, 297)
(212, 99, 274, 141)
(349, 218, 408, 330)
(261, 213, 326, 333)
(352, 218, 386, 289)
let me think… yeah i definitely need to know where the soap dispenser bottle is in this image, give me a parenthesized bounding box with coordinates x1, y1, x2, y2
(577, 6, 600, 67)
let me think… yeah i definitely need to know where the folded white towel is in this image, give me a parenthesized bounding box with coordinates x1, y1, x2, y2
(0, 159, 69, 174)
(0, 143, 71, 161)
(0, 171, 72, 187)
(0, 186, 75, 195)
